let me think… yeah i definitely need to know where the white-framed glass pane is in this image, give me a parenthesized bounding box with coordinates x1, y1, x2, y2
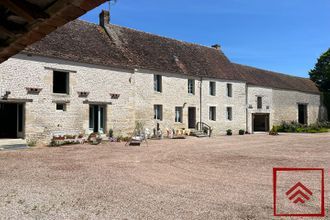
(154, 105, 163, 120)
(154, 75, 162, 92)
(175, 107, 182, 123)
(89, 106, 94, 129)
(209, 106, 216, 121)
(188, 79, 195, 94)
(100, 106, 104, 131)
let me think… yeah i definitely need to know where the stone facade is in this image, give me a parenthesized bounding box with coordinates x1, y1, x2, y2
(0, 54, 322, 144)
(201, 78, 246, 134)
(245, 85, 321, 133)
(272, 89, 320, 125)
(0, 54, 136, 143)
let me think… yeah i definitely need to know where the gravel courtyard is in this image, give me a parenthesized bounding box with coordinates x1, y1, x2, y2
(0, 133, 329, 219)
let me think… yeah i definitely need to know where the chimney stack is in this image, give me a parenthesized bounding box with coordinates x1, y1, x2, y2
(211, 44, 221, 50)
(99, 10, 110, 27)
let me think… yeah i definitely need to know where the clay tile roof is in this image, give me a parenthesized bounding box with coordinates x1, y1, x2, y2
(23, 19, 319, 94)
(233, 63, 320, 94)
(23, 19, 241, 80)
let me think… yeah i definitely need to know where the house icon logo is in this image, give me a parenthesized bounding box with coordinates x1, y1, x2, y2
(273, 168, 325, 217)
(286, 182, 313, 204)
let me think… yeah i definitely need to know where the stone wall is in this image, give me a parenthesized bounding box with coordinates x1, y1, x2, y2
(246, 86, 273, 133)
(133, 69, 201, 134)
(0, 54, 136, 143)
(201, 78, 246, 135)
(0, 54, 322, 144)
(272, 89, 320, 125)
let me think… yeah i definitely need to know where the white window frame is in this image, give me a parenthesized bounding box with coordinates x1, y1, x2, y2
(154, 105, 163, 121)
(175, 107, 183, 123)
(226, 107, 233, 121)
(209, 106, 216, 121)
(154, 74, 162, 92)
(188, 79, 195, 95)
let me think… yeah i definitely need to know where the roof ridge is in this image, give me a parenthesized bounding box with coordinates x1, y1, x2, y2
(233, 63, 310, 80)
(78, 18, 220, 52)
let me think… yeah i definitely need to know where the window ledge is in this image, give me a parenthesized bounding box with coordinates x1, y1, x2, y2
(52, 93, 70, 97)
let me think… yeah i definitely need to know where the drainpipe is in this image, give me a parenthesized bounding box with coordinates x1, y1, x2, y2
(200, 77, 203, 130)
(245, 83, 249, 133)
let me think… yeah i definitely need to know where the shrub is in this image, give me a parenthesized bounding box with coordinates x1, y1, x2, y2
(116, 135, 123, 142)
(27, 139, 37, 147)
(109, 129, 114, 138)
(239, 129, 245, 135)
(269, 126, 279, 136)
(226, 129, 232, 136)
(277, 121, 329, 133)
(122, 136, 130, 142)
(277, 121, 303, 132)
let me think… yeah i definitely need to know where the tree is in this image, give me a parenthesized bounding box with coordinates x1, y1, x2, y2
(309, 48, 330, 92)
(310, 48, 330, 120)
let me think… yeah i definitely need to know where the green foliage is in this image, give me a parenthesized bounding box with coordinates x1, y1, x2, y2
(323, 92, 330, 119)
(226, 129, 232, 136)
(309, 48, 330, 92)
(27, 139, 37, 147)
(239, 129, 245, 135)
(276, 121, 329, 133)
(109, 129, 114, 138)
(269, 126, 279, 136)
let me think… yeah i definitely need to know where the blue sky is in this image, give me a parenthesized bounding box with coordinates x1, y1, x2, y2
(80, 0, 330, 78)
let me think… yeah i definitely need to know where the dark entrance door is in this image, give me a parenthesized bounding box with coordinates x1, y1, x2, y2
(89, 105, 105, 133)
(298, 104, 307, 124)
(0, 103, 18, 138)
(253, 113, 270, 132)
(188, 107, 196, 129)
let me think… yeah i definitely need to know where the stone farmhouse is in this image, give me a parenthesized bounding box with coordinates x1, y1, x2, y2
(0, 10, 322, 144)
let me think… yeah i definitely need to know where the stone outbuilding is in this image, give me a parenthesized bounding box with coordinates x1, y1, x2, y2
(0, 10, 323, 143)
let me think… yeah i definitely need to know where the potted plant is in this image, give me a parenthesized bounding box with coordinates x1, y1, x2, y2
(88, 132, 102, 145)
(109, 129, 114, 138)
(226, 129, 232, 136)
(269, 126, 279, 136)
(239, 129, 245, 135)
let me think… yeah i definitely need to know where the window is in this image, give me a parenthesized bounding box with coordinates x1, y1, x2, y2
(56, 103, 66, 111)
(209, 106, 216, 121)
(257, 97, 262, 109)
(154, 105, 163, 120)
(209, 81, 216, 96)
(188, 79, 195, 94)
(226, 107, 232, 121)
(175, 107, 183, 123)
(53, 71, 69, 94)
(227, 83, 232, 97)
(154, 74, 162, 92)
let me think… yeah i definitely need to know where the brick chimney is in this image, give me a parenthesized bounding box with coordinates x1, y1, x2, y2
(211, 44, 221, 50)
(99, 10, 110, 27)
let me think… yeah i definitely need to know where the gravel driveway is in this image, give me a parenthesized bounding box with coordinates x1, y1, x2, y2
(0, 133, 329, 219)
